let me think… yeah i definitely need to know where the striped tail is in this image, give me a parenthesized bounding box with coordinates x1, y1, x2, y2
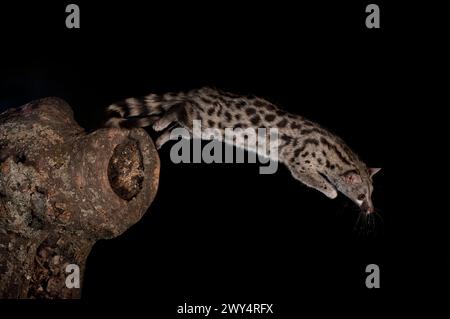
(104, 93, 182, 128)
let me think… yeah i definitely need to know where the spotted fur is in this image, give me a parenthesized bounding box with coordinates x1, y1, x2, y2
(105, 87, 380, 213)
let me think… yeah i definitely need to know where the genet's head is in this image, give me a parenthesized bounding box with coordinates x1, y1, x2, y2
(333, 167, 381, 214)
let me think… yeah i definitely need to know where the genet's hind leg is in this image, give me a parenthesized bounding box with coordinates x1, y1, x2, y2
(155, 129, 173, 149)
(152, 103, 190, 132)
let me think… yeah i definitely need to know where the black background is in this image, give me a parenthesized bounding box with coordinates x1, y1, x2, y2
(0, 0, 443, 316)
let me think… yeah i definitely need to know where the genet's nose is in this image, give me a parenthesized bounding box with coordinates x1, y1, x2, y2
(360, 200, 374, 214)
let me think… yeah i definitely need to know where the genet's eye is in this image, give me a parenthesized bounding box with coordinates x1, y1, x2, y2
(357, 194, 365, 200)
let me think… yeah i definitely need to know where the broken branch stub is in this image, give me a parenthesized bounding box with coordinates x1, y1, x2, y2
(0, 97, 160, 298)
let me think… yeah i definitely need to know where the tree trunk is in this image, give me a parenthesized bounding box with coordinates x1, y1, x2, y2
(0, 98, 160, 298)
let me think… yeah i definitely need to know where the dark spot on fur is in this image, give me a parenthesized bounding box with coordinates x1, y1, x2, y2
(250, 115, 261, 125)
(301, 152, 309, 157)
(207, 108, 215, 116)
(225, 111, 232, 122)
(195, 113, 203, 121)
(320, 137, 330, 147)
(291, 122, 302, 129)
(277, 119, 288, 127)
(254, 100, 265, 107)
(208, 120, 215, 127)
(265, 104, 276, 111)
(297, 138, 319, 154)
(236, 101, 247, 108)
(246, 108, 256, 116)
(201, 97, 213, 104)
(301, 129, 312, 134)
(265, 114, 276, 122)
(216, 95, 227, 104)
(281, 135, 292, 146)
(191, 101, 204, 112)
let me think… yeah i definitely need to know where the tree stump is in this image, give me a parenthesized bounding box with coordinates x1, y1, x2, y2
(0, 98, 160, 298)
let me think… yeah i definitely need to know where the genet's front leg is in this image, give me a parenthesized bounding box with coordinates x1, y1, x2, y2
(289, 167, 338, 199)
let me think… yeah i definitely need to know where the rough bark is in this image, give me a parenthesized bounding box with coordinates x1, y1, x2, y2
(0, 98, 160, 298)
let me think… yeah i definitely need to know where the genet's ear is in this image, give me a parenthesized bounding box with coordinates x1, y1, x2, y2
(342, 170, 362, 184)
(369, 168, 381, 177)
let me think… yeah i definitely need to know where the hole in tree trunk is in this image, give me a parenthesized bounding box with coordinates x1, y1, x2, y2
(108, 139, 144, 200)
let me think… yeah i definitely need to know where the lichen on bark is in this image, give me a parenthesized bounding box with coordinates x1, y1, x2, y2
(0, 98, 160, 298)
